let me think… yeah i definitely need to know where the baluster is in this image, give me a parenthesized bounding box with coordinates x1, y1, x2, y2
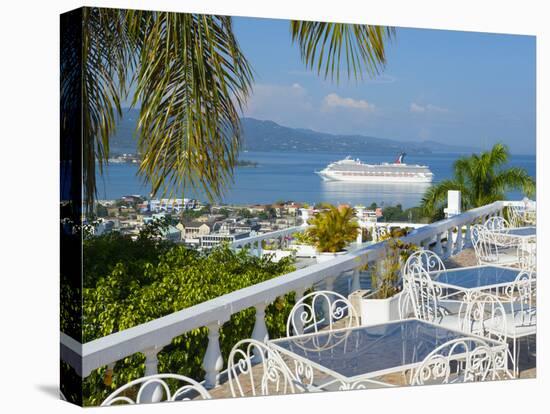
(203, 322, 223, 389)
(434, 233, 444, 256)
(351, 268, 361, 293)
(257, 240, 263, 257)
(251, 302, 269, 361)
(140, 345, 165, 402)
(325, 275, 335, 292)
(455, 225, 463, 254)
(464, 223, 472, 247)
(445, 228, 453, 258)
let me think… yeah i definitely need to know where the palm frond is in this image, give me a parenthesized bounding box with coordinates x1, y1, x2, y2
(290, 21, 394, 82)
(493, 167, 536, 197)
(81, 8, 136, 211)
(132, 13, 253, 201)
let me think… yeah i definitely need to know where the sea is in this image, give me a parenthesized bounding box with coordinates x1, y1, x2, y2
(95, 151, 536, 208)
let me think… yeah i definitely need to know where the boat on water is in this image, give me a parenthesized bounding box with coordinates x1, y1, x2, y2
(316, 153, 434, 183)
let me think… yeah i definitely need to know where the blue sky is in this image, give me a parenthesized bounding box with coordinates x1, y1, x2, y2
(233, 17, 536, 154)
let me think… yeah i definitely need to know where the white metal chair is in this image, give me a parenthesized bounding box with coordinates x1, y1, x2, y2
(500, 271, 537, 376)
(404, 265, 455, 325)
(411, 337, 508, 385)
(101, 374, 211, 406)
(399, 250, 446, 320)
(484, 216, 510, 232)
(507, 205, 527, 228)
(402, 249, 446, 278)
(227, 339, 298, 397)
(484, 216, 515, 248)
(470, 224, 520, 267)
(462, 276, 536, 377)
(287, 290, 358, 337)
(460, 292, 508, 344)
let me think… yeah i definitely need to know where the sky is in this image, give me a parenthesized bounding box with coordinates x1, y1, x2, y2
(232, 17, 536, 155)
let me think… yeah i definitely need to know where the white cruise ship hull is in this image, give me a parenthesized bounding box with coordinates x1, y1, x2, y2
(317, 170, 433, 183)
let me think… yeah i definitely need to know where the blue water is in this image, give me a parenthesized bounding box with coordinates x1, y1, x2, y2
(95, 151, 536, 208)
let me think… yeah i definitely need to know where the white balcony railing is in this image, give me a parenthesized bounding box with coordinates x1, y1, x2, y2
(61, 200, 526, 390)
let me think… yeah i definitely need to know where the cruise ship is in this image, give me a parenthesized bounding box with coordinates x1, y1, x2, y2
(316, 153, 434, 183)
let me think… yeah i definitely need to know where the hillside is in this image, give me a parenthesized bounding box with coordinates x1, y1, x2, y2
(109, 108, 478, 155)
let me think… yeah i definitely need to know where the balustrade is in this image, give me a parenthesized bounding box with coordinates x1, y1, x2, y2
(61, 200, 521, 392)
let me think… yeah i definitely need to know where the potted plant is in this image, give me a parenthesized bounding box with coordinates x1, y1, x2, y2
(290, 231, 317, 258)
(352, 235, 417, 325)
(306, 204, 359, 263)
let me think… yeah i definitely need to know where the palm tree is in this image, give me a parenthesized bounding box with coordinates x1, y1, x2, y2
(421, 143, 535, 218)
(61, 8, 394, 213)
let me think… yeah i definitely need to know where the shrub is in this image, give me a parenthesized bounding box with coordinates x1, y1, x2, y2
(80, 235, 296, 406)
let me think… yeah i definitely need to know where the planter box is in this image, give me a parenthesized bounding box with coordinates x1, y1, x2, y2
(290, 243, 317, 258)
(316, 250, 348, 264)
(349, 289, 404, 325)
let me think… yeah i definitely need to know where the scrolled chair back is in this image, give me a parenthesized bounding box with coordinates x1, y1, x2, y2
(405, 265, 444, 323)
(504, 270, 536, 326)
(459, 292, 508, 344)
(403, 249, 446, 279)
(507, 205, 526, 228)
(101, 374, 211, 406)
(399, 250, 445, 320)
(411, 337, 505, 385)
(484, 216, 510, 232)
(228, 339, 297, 398)
(286, 290, 357, 337)
(470, 224, 498, 265)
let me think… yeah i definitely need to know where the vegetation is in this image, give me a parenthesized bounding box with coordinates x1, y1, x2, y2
(80, 227, 296, 406)
(64, 8, 394, 213)
(421, 143, 535, 219)
(369, 238, 417, 299)
(293, 230, 316, 245)
(368, 202, 428, 223)
(181, 207, 210, 221)
(306, 205, 359, 253)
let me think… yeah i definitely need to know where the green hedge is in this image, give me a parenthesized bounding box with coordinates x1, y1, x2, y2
(79, 233, 296, 406)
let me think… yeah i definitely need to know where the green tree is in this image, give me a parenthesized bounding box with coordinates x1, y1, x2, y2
(81, 239, 296, 406)
(64, 8, 394, 213)
(237, 208, 254, 219)
(421, 143, 535, 218)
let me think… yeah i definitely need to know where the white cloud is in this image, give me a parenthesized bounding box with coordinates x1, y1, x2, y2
(322, 93, 376, 112)
(243, 83, 313, 123)
(410, 102, 449, 114)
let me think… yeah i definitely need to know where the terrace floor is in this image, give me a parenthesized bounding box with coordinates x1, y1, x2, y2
(206, 248, 536, 399)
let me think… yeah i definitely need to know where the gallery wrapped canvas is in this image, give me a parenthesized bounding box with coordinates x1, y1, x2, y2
(60, 5, 536, 407)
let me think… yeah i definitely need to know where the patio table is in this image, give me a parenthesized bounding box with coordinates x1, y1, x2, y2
(268, 319, 507, 390)
(431, 265, 524, 298)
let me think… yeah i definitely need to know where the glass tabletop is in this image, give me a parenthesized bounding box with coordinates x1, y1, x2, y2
(270, 319, 494, 380)
(433, 265, 521, 289)
(494, 227, 536, 237)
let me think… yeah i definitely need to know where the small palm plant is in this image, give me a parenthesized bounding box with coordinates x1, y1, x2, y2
(306, 205, 359, 253)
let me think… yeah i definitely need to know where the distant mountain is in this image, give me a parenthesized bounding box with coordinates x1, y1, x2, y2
(240, 118, 479, 155)
(109, 109, 479, 155)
